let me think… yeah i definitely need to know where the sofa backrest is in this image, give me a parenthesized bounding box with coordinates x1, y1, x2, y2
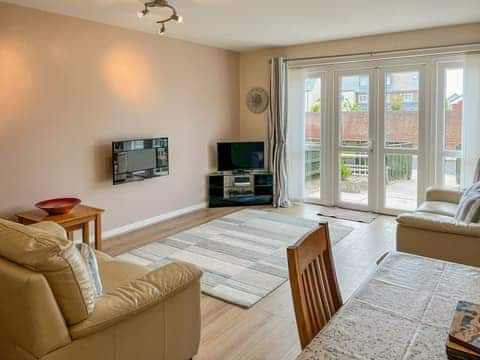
(0, 219, 95, 326)
(0, 256, 71, 359)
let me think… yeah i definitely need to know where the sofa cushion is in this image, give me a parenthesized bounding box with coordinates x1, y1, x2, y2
(417, 201, 458, 217)
(0, 219, 95, 325)
(97, 257, 149, 294)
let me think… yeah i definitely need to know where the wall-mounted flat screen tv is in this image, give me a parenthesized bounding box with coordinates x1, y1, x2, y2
(112, 138, 169, 185)
(217, 141, 265, 172)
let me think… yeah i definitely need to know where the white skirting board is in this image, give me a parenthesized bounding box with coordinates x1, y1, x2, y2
(103, 202, 208, 239)
(70, 202, 208, 242)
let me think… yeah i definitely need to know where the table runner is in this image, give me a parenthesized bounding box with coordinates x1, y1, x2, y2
(298, 252, 480, 360)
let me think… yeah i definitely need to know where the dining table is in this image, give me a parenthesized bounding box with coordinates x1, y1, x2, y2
(297, 252, 480, 360)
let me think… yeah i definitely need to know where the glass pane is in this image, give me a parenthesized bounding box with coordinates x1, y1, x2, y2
(305, 78, 321, 144)
(340, 151, 368, 205)
(444, 68, 463, 151)
(444, 156, 461, 186)
(385, 154, 417, 210)
(340, 75, 369, 147)
(304, 77, 321, 199)
(385, 71, 419, 149)
(305, 149, 320, 199)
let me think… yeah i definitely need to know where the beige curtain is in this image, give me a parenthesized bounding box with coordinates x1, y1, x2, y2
(268, 58, 290, 208)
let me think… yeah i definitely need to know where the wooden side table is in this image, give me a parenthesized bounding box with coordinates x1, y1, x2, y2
(16, 205, 105, 250)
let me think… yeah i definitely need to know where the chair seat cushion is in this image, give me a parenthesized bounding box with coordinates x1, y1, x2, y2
(417, 201, 458, 217)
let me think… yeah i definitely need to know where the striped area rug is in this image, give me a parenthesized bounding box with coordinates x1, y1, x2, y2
(117, 209, 353, 308)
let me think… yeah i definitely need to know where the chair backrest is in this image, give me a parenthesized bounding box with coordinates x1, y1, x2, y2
(287, 224, 342, 349)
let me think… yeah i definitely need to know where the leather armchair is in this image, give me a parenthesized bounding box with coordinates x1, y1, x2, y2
(0, 221, 202, 360)
(397, 186, 480, 266)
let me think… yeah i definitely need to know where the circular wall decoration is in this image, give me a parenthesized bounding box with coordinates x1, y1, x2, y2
(246, 87, 269, 114)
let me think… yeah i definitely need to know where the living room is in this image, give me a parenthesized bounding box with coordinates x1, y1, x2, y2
(1, 1, 480, 359)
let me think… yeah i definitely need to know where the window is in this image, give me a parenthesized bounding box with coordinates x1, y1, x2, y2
(402, 93, 414, 102)
(358, 94, 368, 103)
(304, 77, 322, 200)
(437, 63, 464, 186)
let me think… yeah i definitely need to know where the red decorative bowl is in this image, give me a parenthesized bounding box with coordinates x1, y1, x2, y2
(35, 198, 81, 215)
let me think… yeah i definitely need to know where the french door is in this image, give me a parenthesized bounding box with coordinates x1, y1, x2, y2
(303, 64, 426, 214)
(377, 66, 425, 213)
(334, 70, 376, 211)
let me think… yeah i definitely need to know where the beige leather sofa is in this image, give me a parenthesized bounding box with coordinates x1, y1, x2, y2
(0, 221, 202, 360)
(397, 186, 480, 267)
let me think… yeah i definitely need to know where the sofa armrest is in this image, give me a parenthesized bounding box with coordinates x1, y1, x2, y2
(28, 221, 67, 240)
(425, 186, 464, 204)
(69, 261, 202, 340)
(397, 212, 480, 237)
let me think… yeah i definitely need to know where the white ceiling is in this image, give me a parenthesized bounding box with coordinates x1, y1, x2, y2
(3, 0, 480, 51)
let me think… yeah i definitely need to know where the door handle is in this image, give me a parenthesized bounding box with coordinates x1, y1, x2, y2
(368, 140, 375, 153)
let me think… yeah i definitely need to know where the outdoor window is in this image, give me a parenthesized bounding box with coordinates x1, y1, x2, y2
(438, 63, 464, 186)
(304, 77, 322, 199)
(359, 94, 368, 103)
(402, 93, 413, 102)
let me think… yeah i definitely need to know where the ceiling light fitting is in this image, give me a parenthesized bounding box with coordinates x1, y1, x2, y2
(137, 0, 182, 35)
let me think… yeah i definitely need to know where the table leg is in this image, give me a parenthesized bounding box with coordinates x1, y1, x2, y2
(94, 214, 102, 251)
(82, 221, 90, 246)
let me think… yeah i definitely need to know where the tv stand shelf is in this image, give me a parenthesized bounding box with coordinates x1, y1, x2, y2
(208, 171, 273, 207)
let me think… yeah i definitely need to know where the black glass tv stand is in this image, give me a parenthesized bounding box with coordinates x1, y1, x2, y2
(208, 170, 273, 207)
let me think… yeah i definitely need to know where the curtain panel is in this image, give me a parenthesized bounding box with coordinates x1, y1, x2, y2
(463, 53, 480, 185)
(268, 58, 291, 208)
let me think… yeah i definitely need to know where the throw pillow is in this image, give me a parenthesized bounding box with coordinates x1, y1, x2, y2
(76, 243, 103, 297)
(463, 181, 480, 198)
(456, 191, 480, 224)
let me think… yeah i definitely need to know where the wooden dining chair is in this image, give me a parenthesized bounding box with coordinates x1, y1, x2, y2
(287, 223, 343, 349)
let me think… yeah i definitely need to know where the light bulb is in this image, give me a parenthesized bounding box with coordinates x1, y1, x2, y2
(177, 15, 183, 23)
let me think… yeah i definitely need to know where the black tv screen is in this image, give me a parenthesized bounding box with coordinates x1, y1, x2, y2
(112, 138, 169, 185)
(217, 142, 265, 171)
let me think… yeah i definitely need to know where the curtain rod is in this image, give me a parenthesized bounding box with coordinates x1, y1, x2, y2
(284, 41, 480, 63)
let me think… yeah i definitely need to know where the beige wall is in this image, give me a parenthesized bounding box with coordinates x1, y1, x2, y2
(239, 23, 480, 141)
(0, 3, 239, 230)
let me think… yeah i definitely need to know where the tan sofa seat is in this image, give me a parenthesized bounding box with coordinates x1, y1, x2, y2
(397, 186, 480, 267)
(0, 221, 203, 360)
(95, 251, 149, 293)
(70, 262, 201, 340)
(416, 201, 458, 217)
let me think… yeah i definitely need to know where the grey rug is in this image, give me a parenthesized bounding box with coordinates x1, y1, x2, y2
(317, 206, 378, 223)
(117, 209, 353, 308)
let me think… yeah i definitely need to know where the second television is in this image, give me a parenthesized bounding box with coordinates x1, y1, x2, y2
(217, 141, 265, 172)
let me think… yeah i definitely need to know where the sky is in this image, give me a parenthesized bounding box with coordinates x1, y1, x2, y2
(446, 68, 463, 97)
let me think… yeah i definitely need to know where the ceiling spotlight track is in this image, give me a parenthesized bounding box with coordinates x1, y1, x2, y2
(137, 0, 182, 36)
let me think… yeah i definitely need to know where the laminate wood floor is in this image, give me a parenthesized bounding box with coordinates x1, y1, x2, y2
(103, 203, 396, 360)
